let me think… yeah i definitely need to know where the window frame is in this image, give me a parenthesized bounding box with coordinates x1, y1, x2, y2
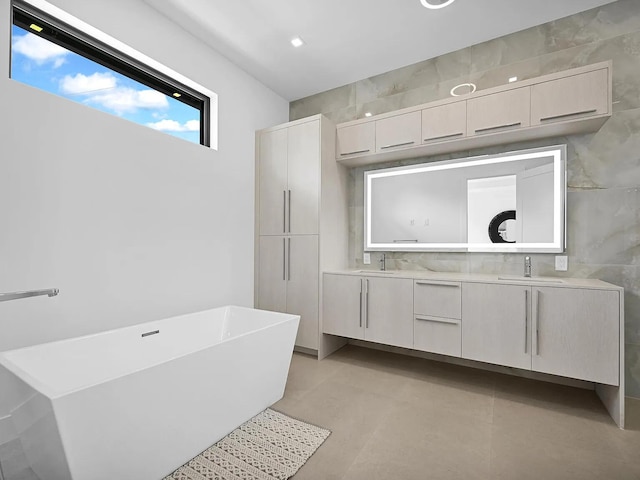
(10, 0, 216, 148)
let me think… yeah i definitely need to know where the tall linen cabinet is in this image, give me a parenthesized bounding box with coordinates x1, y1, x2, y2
(255, 114, 349, 357)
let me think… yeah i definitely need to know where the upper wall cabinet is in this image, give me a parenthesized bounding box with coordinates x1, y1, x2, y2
(375, 111, 422, 153)
(530, 68, 609, 126)
(335, 61, 612, 167)
(336, 122, 375, 159)
(467, 87, 531, 137)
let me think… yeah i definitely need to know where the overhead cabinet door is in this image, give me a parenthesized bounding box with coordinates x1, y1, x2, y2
(467, 87, 530, 136)
(531, 69, 609, 126)
(422, 102, 467, 144)
(375, 111, 421, 153)
(336, 122, 375, 159)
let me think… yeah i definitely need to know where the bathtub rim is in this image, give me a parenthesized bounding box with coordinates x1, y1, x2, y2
(0, 305, 300, 400)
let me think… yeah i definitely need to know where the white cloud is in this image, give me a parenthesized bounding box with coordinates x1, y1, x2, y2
(146, 119, 200, 132)
(12, 32, 69, 67)
(60, 72, 117, 95)
(88, 88, 169, 114)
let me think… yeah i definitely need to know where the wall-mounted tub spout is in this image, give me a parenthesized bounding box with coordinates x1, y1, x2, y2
(0, 288, 59, 303)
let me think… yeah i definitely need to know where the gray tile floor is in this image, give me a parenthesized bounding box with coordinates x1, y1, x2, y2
(274, 345, 640, 480)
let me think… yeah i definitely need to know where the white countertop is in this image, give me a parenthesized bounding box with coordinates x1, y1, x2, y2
(324, 269, 622, 290)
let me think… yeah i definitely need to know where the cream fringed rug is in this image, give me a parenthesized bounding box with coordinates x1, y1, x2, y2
(164, 409, 331, 480)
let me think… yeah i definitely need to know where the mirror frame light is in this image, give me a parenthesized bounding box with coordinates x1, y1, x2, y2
(364, 145, 567, 253)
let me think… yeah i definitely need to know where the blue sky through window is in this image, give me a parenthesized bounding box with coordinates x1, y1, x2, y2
(11, 24, 201, 145)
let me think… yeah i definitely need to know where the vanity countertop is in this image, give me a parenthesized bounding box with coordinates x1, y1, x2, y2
(324, 269, 622, 290)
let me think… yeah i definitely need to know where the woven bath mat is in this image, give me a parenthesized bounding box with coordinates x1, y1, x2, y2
(163, 408, 330, 480)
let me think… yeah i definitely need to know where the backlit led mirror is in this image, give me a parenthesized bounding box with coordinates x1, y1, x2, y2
(364, 145, 566, 253)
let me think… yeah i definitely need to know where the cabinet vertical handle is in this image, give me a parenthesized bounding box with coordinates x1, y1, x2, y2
(359, 279, 363, 328)
(283, 190, 287, 233)
(282, 238, 286, 280)
(288, 190, 291, 233)
(287, 237, 291, 281)
(535, 289, 540, 355)
(524, 290, 528, 354)
(365, 279, 370, 328)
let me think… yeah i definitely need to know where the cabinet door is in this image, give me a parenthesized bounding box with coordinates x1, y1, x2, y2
(286, 235, 319, 350)
(422, 102, 466, 144)
(257, 236, 287, 313)
(258, 128, 288, 235)
(532, 287, 619, 385)
(336, 122, 375, 159)
(462, 283, 531, 370)
(531, 69, 608, 126)
(364, 277, 413, 348)
(375, 111, 421, 153)
(322, 274, 364, 340)
(287, 121, 319, 235)
(467, 87, 530, 136)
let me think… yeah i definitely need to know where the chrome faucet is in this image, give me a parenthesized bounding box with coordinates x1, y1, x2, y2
(524, 256, 532, 277)
(0, 288, 59, 303)
(379, 253, 386, 271)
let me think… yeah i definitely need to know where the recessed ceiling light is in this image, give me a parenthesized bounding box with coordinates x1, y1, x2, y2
(450, 83, 476, 97)
(420, 0, 456, 9)
(29, 23, 43, 32)
(508, 76, 518, 83)
(172, 92, 181, 98)
(291, 36, 305, 48)
(364, 112, 372, 117)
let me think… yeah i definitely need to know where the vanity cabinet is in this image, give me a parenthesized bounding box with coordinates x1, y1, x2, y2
(467, 87, 531, 137)
(322, 273, 413, 348)
(256, 115, 348, 353)
(461, 283, 531, 370)
(336, 121, 375, 159)
(532, 287, 619, 385)
(421, 102, 466, 144)
(375, 111, 422, 153)
(531, 68, 609, 126)
(413, 280, 462, 357)
(258, 120, 319, 236)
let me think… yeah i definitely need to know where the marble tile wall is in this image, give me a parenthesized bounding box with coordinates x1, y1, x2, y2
(290, 0, 640, 399)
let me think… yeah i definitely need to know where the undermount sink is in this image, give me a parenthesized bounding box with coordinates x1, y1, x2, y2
(497, 275, 565, 284)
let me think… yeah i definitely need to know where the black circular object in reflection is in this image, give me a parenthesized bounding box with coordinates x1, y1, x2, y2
(488, 210, 516, 243)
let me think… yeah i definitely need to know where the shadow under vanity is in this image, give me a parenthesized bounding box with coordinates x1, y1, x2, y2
(255, 60, 625, 428)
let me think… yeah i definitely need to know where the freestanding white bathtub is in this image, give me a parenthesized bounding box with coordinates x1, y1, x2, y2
(0, 306, 299, 480)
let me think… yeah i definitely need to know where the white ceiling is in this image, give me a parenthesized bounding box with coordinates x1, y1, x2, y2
(144, 0, 618, 101)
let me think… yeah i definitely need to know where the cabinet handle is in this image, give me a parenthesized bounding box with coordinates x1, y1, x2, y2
(475, 122, 521, 133)
(540, 109, 597, 122)
(282, 238, 286, 281)
(287, 237, 291, 281)
(423, 132, 464, 142)
(359, 279, 363, 328)
(415, 280, 460, 287)
(380, 141, 415, 150)
(365, 279, 370, 328)
(340, 149, 370, 156)
(415, 315, 460, 325)
(282, 190, 287, 233)
(393, 239, 418, 243)
(535, 289, 540, 355)
(524, 290, 529, 354)
(288, 190, 291, 233)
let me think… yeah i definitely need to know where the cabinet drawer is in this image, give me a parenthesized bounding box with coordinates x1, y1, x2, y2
(336, 122, 375, 158)
(414, 315, 461, 357)
(422, 102, 466, 144)
(467, 87, 530, 136)
(531, 69, 609, 126)
(375, 111, 421, 153)
(414, 280, 461, 319)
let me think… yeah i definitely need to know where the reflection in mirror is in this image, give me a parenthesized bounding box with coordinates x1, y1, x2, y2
(364, 145, 566, 253)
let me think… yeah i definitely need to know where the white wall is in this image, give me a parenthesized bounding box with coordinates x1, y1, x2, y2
(0, 0, 289, 352)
